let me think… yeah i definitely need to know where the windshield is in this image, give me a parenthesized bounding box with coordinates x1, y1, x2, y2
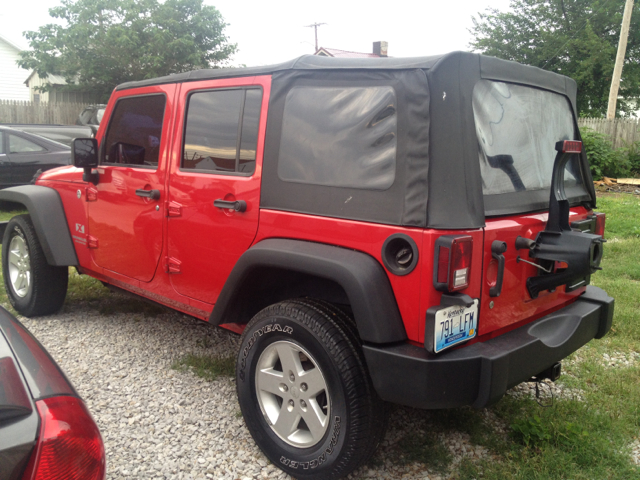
(473, 80, 585, 201)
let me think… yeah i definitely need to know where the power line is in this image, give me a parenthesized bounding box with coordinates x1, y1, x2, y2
(304, 23, 326, 52)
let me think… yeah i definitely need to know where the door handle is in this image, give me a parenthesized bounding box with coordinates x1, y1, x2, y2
(135, 189, 160, 200)
(214, 199, 247, 212)
(489, 240, 507, 297)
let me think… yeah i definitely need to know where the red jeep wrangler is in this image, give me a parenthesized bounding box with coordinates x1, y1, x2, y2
(0, 52, 613, 479)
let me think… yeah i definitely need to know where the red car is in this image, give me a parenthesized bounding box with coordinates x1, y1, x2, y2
(0, 307, 105, 480)
(0, 52, 613, 479)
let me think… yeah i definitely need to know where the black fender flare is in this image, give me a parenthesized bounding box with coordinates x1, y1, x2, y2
(0, 185, 78, 266)
(209, 238, 407, 344)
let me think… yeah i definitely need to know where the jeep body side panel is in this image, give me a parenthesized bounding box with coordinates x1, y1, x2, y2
(248, 210, 424, 340)
(209, 237, 407, 344)
(0, 185, 78, 266)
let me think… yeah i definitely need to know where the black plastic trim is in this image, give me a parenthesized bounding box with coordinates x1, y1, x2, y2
(0, 185, 78, 266)
(363, 286, 613, 409)
(209, 238, 407, 344)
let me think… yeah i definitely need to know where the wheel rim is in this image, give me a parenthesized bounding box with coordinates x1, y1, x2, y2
(8, 234, 31, 298)
(255, 340, 330, 448)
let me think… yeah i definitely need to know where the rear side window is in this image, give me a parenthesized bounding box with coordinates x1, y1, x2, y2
(277, 86, 397, 190)
(0, 132, 4, 154)
(9, 135, 46, 154)
(102, 94, 166, 168)
(182, 88, 262, 175)
(473, 80, 583, 196)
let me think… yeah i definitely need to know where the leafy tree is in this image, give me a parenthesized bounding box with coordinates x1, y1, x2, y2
(469, 0, 640, 117)
(19, 0, 237, 101)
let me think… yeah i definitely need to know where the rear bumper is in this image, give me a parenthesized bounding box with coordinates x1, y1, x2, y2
(363, 286, 614, 409)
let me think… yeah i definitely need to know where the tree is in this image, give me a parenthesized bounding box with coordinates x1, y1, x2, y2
(469, 0, 640, 117)
(19, 0, 237, 102)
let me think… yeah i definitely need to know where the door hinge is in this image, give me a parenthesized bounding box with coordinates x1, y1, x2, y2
(166, 201, 182, 217)
(87, 235, 99, 249)
(165, 256, 182, 274)
(86, 186, 98, 202)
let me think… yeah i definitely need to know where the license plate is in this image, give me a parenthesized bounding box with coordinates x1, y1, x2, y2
(434, 300, 479, 353)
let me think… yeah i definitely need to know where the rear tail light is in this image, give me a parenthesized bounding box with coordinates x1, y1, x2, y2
(555, 140, 582, 153)
(22, 396, 106, 480)
(594, 212, 606, 237)
(433, 235, 473, 292)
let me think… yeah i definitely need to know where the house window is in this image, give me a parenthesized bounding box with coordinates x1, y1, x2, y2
(182, 88, 262, 175)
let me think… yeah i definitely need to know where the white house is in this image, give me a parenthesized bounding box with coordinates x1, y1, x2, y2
(0, 33, 30, 101)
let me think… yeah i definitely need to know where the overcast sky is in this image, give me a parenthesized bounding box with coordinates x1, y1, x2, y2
(0, 0, 513, 66)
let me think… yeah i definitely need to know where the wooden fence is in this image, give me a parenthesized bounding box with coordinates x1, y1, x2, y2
(0, 100, 84, 125)
(578, 117, 640, 149)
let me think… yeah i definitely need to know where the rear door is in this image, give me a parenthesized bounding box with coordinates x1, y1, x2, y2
(474, 80, 592, 335)
(166, 76, 270, 304)
(88, 86, 176, 282)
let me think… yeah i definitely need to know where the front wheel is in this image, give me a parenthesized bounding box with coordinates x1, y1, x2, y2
(2, 215, 68, 316)
(236, 299, 386, 479)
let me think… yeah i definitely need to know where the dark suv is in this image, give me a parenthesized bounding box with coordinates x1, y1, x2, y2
(0, 52, 613, 479)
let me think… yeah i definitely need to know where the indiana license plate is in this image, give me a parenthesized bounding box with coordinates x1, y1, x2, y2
(434, 300, 479, 353)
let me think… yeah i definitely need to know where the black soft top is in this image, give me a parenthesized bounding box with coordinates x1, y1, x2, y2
(116, 52, 594, 229)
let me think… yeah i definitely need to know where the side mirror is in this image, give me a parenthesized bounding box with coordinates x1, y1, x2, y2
(71, 138, 99, 184)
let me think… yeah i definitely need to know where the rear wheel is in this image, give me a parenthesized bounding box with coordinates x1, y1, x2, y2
(236, 298, 386, 479)
(2, 215, 68, 316)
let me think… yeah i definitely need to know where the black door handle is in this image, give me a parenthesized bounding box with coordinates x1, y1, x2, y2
(214, 199, 247, 212)
(490, 240, 507, 297)
(135, 189, 160, 200)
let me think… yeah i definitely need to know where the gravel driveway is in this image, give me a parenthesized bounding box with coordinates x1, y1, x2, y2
(17, 289, 496, 480)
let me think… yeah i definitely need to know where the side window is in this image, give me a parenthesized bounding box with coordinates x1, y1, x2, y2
(79, 109, 93, 124)
(9, 135, 46, 154)
(277, 86, 397, 190)
(102, 95, 166, 168)
(182, 88, 262, 175)
(0, 132, 4, 154)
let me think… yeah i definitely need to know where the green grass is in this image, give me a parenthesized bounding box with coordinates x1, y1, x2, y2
(0, 204, 27, 223)
(171, 353, 235, 380)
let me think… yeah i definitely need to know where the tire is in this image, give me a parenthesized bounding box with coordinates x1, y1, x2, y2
(2, 214, 68, 316)
(236, 298, 386, 479)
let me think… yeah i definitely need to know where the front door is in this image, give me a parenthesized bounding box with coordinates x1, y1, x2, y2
(88, 86, 176, 282)
(166, 77, 270, 304)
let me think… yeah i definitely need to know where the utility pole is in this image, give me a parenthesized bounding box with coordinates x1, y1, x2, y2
(305, 23, 326, 52)
(607, 0, 635, 119)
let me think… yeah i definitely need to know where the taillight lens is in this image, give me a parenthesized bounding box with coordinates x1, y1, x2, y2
(555, 140, 582, 153)
(449, 237, 473, 291)
(24, 396, 106, 480)
(433, 235, 473, 292)
(594, 212, 606, 237)
(437, 246, 450, 284)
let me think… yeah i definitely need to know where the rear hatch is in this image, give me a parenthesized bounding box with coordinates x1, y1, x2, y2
(473, 80, 593, 336)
